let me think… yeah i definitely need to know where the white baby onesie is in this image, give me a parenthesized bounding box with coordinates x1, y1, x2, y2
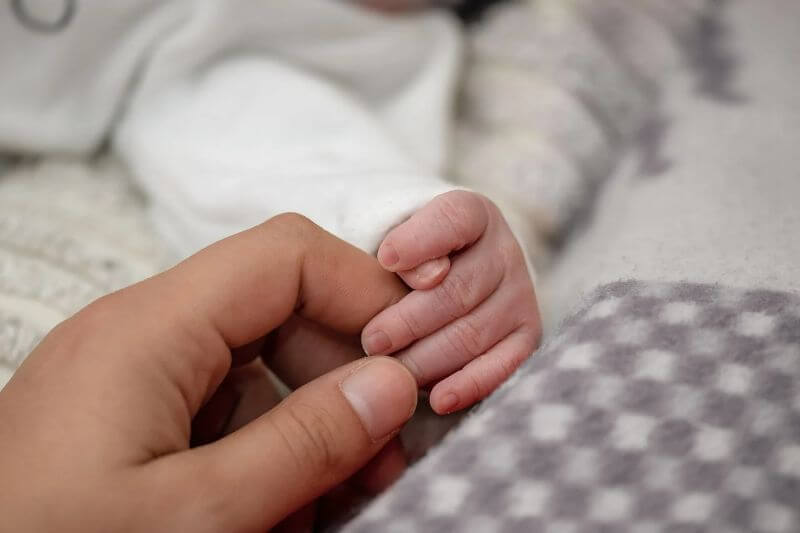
(0, 0, 462, 256)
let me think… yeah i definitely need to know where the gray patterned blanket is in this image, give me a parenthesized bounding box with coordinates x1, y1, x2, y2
(344, 282, 800, 532)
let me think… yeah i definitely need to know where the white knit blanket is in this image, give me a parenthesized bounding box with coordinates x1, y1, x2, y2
(0, 159, 170, 384)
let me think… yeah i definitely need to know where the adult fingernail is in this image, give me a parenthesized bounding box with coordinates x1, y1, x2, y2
(378, 243, 399, 268)
(415, 257, 448, 283)
(362, 330, 391, 355)
(341, 358, 417, 441)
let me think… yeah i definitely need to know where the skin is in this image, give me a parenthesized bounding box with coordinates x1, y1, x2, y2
(0, 191, 540, 528)
(363, 191, 542, 414)
(0, 214, 419, 532)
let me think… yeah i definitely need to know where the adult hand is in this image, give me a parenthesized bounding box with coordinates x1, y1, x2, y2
(0, 213, 418, 532)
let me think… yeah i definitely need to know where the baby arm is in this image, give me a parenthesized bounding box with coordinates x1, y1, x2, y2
(362, 190, 542, 414)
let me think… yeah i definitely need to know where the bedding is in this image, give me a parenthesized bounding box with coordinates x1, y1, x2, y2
(343, 0, 800, 529)
(343, 281, 800, 532)
(1, 0, 798, 530)
(0, 159, 169, 384)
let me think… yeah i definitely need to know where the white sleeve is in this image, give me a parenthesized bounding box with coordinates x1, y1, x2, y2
(0, 0, 183, 154)
(113, 0, 463, 256)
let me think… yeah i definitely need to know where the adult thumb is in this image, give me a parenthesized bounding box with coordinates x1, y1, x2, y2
(150, 356, 417, 532)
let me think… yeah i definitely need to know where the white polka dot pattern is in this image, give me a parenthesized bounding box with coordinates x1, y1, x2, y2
(344, 281, 800, 533)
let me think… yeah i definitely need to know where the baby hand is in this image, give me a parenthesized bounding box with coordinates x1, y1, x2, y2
(361, 191, 541, 414)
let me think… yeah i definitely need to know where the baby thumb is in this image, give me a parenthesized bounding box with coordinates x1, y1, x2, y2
(155, 357, 417, 532)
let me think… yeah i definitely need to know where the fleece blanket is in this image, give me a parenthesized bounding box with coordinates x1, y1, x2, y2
(540, 0, 800, 327)
(344, 281, 800, 532)
(1, 0, 799, 531)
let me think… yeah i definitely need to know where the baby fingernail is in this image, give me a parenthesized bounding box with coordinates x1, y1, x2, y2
(378, 244, 399, 268)
(341, 358, 417, 441)
(415, 257, 447, 282)
(363, 330, 391, 355)
(436, 392, 460, 415)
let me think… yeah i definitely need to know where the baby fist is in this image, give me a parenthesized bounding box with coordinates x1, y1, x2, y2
(362, 191, 541, 414)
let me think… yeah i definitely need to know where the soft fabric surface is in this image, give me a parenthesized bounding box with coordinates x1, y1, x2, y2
(0, 0, 707, 387)
(541, 0, 800, 326)
(1, 0, 460, 256)
(0, 0, 702, 267)
(343, 281, 800, 532)
(0, 160, 169, 384)
(1, 0, 798, 530)
(451, 0, 701, 241)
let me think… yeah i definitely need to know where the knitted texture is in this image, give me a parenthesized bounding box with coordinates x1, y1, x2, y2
(343, 281, 800, 532)
(0, 159, 170, 386)
(452, 0, 705, 245)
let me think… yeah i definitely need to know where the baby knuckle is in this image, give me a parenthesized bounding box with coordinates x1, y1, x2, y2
(482, 354, 514, 392)
(486, 254, 509, 287)
(435, 192, 474, 246)
(512, 290, 538, 321)
(497, 239, 524, 269)
(437, 270, 474, 317)
(447, 317, 484, 357)
(447, 189, 487, 211)
(466, 371, 486, 403)
(498, 351, 522, 381)
(396, 307, 425, 340)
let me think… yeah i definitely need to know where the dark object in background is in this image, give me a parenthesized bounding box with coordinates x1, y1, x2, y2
(451, 0, 512, 23)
